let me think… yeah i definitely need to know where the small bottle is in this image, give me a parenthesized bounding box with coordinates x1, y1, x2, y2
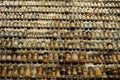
(16, 54, 21, 63)
(54, 41, 59, 50)
(37, 66, 42, 76)
(56, 69, 61, 78)
(1, 53, 6, 63)
(94, 67, 102, 76)
(68, 43, 72, 51)
(31, 66, 37, 78)
(43, 52, 48, 64)
(60, 67, 67, 76)
(6, 54, 11, 63)
(27, 53, 32, 63)
(54, 53, 58, 62)
(33, 52, 38, 63)
(38, 54, 43, 64)
(59, 53, 64, 64)
(22, 54, 27, 63)
(25, 65, 31, 76)
(83, 68, 88, 77)
(20, 66, 25, 76)
(70, 20, 75, 30)
(65, 52, 71, 64)
(13, 68, 18, 77)
(89, 67, 95, 77)
(72, 67, 77, 75)
(72, 52, 78, 64)
(48, 53, 53, 63)
(52, 68, 56, 76)
(41, 41, 45, 50)
(53, 32, 57, 40)
(77, 67, 82, 75)
(8, 66, 12, 77)
(2, 66, 7, 76)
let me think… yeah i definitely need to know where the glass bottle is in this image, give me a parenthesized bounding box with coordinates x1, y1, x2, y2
(20, 66, 25, 76)
(25, 65, 31, 76)
(67, 67, 71, 75)
(16, 54, 21, 63)
(89, 67, 94, 77)
(37, 66, 42, 76)
(53, 32, 57, 40)
(43, 52, 48, 64)
(38, 54, 43, 64)
(22, 53, 27, 63)
(13, 67, 18, 77)
(8, 66, 12, 77)
(54, 41, 58, 50)
(2, 66, 7, 76)
(56, 69, 61, 78)
(41, 41, 45, 50)
(70, 20, 75, 30)
(72, 67, 77, 75)
(52, 68, 56, 76)
(83, 68, 88, 77)
(94, 67, 102, 76)
(77, 67, 82, 75)
(6, 54, 11, 63)
(59, 53, 64, 64)
(33, 52, 38, 63)
(31, 66, 37, 78)
(72, 52, 78, 64)
(65, 52, 71, 64)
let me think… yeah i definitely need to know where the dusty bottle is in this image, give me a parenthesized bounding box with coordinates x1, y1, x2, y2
(65, 52, 71, 64)
(37, 66, 42, 75)
(20, 66, 25, 76)
(94, 67, 102, 76)
(43, 52, 48, 64)
(72, 52, 78, 64)
(25, 65, 31, 76)
(31, 67, 37, 78)
(2, 66, 7, 76)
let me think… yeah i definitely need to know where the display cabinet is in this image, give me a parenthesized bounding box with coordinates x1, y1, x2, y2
(0, 0, 120, 80)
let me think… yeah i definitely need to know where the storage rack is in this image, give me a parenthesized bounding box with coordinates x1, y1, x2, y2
(0, 0, 120, 80)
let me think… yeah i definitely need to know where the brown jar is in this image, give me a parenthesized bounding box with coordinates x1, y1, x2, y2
(43, 52, 48, 64)
(25, 65, 31, 76)
(19, 66, 25, 75)
(2, 66, 7, 76)
(72, 52, 78, 62)
(65, 52, 71, 63)
(89, 67, 95, 77)
(94, 67, 102, 76)
(37, 66, 42, 75)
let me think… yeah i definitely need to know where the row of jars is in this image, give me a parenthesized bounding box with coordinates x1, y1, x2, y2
(26, 30, 120, 40)
(1, 39, 120, 50)
(0, 21, 119, 29)
(0, 7, 120, 14)
(0, 51, 120, 64)
(1, 64, 120, 77)
(0, 1, 119, 7)
(0, 13, 119, 20)
(0, 30, 25, 38)
(0, 30, 120, 40)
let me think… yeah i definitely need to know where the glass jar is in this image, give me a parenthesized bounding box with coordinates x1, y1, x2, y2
(37, 66, 42, 75)
(65, 52, 71, 63)
(89, 68, 94, 77)
(72, 67, 77, 75)
(25, 65, 31, 76)
(94, 67, 102, 76)
(2, 66, 7, 76)
(43, 52, 48, 64)
(72, 52, 78, 62)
